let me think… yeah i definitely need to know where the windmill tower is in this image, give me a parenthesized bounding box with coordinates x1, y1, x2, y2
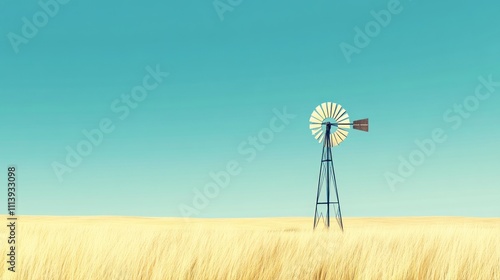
(309, 102, 369, 230)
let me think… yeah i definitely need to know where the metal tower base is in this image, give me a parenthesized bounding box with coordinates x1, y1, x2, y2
(313, 123, 344, 231)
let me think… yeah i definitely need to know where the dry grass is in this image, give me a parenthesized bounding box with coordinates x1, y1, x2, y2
(0, 216, 499, 280)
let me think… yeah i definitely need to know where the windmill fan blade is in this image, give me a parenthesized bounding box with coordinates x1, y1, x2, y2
(321, 103, 329, 119)
(338, 119, 351, 129)
(309, 123, 322, 130)
(333, 129, 348, 145)
(312, 126, 322, 135)
(311, 128, 321, 136)
(333, 104, 343, 119)
(317, 132, 324, 143)
(310, 115, 322, 123)
(331, 133, 339, 146)
(325, 102, 332, 118)
(314, 130, 324, 140)
(311, 110, 324, 122)
(335, 108, 347, 120)
(353, 118, 369, 132)
(335, 129, 349, 141)
(329, 103, 337, 118)
(315, 104, 326, 119)
(337, 113, 350, 124)
(335, 133, 345, 143)
(331, 103, 339, 120)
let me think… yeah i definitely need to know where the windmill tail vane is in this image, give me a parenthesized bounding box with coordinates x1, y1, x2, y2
(309, 102, 369, 230)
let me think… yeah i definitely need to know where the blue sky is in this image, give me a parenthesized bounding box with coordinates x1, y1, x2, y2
(0, 0, 499, 218)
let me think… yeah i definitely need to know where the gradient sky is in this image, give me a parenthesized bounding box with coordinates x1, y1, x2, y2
(0, 0, 499, 218)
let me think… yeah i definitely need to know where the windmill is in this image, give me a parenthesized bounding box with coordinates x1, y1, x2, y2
(309, 102, 368, 230)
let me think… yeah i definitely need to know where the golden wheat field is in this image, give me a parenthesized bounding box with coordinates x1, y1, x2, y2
(0, 216, 499, 280)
